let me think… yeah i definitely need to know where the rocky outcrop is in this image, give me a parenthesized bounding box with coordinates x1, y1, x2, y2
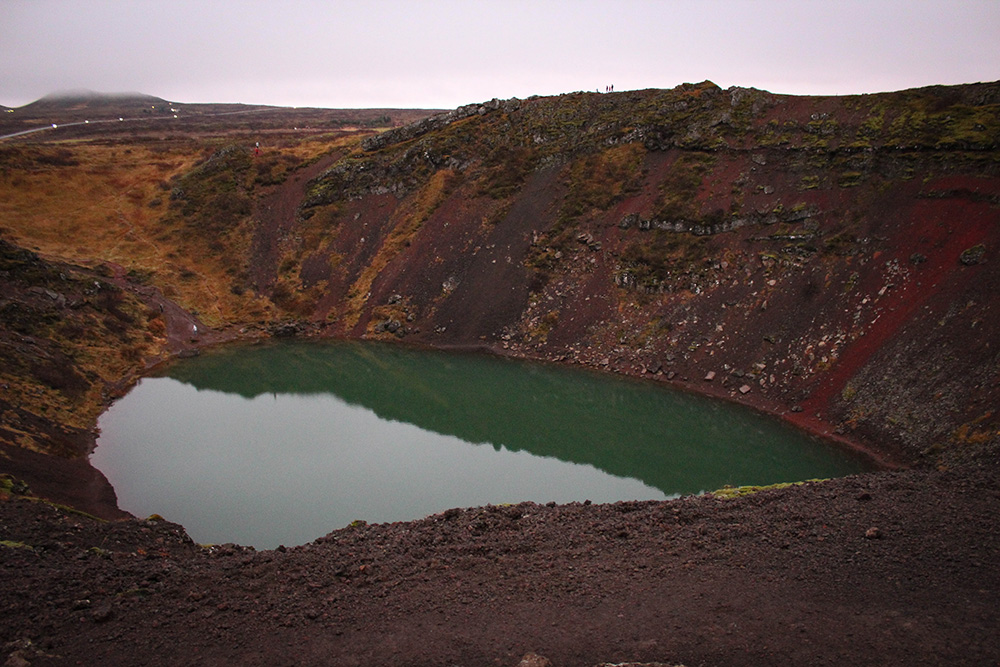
(360, 97, 521, 152)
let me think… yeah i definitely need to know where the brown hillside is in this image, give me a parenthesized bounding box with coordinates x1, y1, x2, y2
(1, 83, 999, 665)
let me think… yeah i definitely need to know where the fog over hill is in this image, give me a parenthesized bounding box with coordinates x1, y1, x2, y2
(33, 89, 168, 104)
(14, 90, 171, 114)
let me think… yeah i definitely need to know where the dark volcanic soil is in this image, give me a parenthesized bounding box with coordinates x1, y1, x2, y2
(2, 467, 998, 666)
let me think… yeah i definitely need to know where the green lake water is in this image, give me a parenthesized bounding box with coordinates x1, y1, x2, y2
(92, 340, 874, 548)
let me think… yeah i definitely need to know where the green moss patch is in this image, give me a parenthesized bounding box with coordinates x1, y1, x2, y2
(708, 479, 826, 499)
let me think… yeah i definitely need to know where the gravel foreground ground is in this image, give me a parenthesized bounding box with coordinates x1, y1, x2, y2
(2, 466, 998, 666)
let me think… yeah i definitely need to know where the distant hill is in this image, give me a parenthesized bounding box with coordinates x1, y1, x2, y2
(0, 90, 180, 130)
(0, 90, 443, 139)
(26, 90, 170, 110)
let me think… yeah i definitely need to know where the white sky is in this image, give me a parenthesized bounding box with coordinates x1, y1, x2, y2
(2, 0, 998, 109)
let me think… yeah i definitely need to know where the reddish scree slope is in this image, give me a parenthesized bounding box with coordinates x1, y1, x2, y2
(291, 85, 1000, 469)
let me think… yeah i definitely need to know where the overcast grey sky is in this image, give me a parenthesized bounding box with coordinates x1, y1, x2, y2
(2, 0, 998, 109)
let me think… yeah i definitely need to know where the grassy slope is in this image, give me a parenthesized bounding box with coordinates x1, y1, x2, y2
(0, 125, 371, 458)
(0, 135, 350, 326)
(0, 239, 160, 455)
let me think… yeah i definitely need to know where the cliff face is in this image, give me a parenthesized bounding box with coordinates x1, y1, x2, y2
(286, 81, 1000, 467)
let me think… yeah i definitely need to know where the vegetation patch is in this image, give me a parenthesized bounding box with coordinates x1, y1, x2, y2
(560, 143, 646, 222)
(526, 309, 560, 344)
(0, 474, 31, 496)
(709, 480, 824, 499)
(0, 540, 34, 550)
(838, 171, 864, 188)
(477, 144, 538, 199)
(799, 174, 820, 190)
(617, 232, 712, 293)
(651, 152, 716, 222)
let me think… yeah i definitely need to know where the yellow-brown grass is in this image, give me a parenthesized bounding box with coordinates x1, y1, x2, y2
(0, 135, 348, 327)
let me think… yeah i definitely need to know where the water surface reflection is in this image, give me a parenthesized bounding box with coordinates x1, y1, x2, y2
(93, 341, 872, 548)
